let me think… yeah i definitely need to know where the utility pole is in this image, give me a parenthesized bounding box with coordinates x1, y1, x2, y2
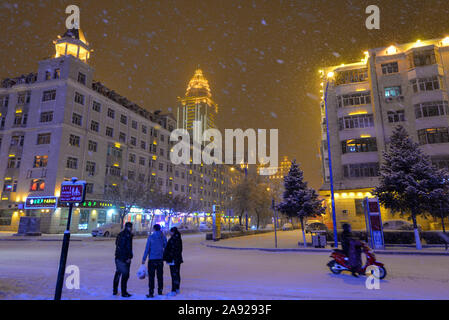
(272, 198, 278, 248)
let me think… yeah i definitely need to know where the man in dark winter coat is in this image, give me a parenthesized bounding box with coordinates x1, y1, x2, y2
(163, 227, 183, 296)
(142, 224, 167, 298)
(341, 223, 352, 256)
(341, 223, 362, 277)
(113, 222, 133, 297)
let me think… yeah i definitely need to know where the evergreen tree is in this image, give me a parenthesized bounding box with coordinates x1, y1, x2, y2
(427, 169, 449, 249)
(373, 125, 443, 250)
(277, 160, 325, 247)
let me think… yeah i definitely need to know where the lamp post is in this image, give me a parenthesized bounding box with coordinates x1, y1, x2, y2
(324, 79, 339, 248)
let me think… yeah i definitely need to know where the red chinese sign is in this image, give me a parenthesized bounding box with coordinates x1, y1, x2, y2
(60, 181, 86, 203)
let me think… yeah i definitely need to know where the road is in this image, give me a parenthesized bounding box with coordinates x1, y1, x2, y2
(0, 232, 448, 299)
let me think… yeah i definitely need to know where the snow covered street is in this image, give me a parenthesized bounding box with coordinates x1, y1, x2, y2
(1, 232, 449, 300)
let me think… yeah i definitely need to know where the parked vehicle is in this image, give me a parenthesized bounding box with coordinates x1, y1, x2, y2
(231, 224, 244, 232)
(305, 222, 328, 233)
(383, 220, 422, 231)
(91, 223, 122, 237)
(199, 221, 212, 231)
(282, 223, 293, 231)
(327, 242, 387, 279)
(265, 224, 274, 230)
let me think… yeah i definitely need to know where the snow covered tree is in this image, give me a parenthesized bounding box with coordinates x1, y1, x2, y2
(277, 160, 325, 247)
(426, 169, 449, 248)
(373, 125, 444, 250)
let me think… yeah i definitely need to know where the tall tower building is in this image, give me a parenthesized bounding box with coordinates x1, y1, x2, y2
(177, 69, 218, 138)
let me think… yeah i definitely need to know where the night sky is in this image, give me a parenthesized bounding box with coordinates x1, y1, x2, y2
(1, 0, 449, 189)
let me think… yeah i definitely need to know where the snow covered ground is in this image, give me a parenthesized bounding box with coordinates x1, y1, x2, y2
(1, 232, 448, 300)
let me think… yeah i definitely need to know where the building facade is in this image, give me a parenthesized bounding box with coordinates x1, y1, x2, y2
(319, 37, 449, 230)
(0, 28, 240, 233)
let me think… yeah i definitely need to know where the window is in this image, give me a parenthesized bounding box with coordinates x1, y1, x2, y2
(129, 153, 136, 163)
(42, 90, 56, 102)
(72, 113, 82, 126)
(86, 161, 96, 176)
(37, 133, 51, 145)
(140, 140, 146, 150)
(33, 155, 48, 168)
(432, 158, 449, 170)
(90, 120, 99, 132)
(415, 101, 449, 119)
(130, 136, 136, 146)
(105, 126, 114, 137)
(40, 111, 53, 123)
(159, 163, 164, 171)
(0, 95, 9, 108)
(132, 120, 137, 129)
(407, 48, 438, 69)
(3, 179, 18, 192)
(120, 114, 127, 125)
(107, 108, 115, 119)
(69, 134, 80, 147)
(30, 179, 45, 191)
(160, 134, 165, 142)
(139, 157, 145, 166)
(341, 138, 377, 154)
(411, 76, 444, 93)
(17, 91, 31, 104)
(418, 128, 449, 145)
(381, 62, 399, 74)
(7, 156, 21, 168)
(108, 146, 122, 158)
(387, 110, 405, 123)
(78, 72, 86, 85)
(92, 101, 101, 112)
(160, 148, 164, 156)
(106, 166, 121, 177)
(13, 113, 28, 126)
(74, 92, 85, 105)
(88, 140, 97, 152)
(343, 163, 379, 178)
(128, 171, 135, 180)
(337, 91, 371, 108)
(119, 132, 126, 142)
(338, 114, 374, 130)
(85, 183, 94, 194)
(142, 125, 147, 134)
(384, 86, 401, 98)
(66, 157, 78, 169)
(54, 68, 60, 79)
(335, 68, 368, 85)
(45, 71, 51, 80)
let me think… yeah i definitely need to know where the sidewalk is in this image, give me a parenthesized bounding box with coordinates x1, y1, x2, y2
(204, 230, 449, 256)
(0, 232, 109, 242)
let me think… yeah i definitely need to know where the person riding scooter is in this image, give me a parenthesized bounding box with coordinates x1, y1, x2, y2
(340, 223, 362, 277)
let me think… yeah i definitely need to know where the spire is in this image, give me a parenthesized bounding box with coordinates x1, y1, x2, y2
(54, 28, 92, 63)
(185, 69, 212, 98)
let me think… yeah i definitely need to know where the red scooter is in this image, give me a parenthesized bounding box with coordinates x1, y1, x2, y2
(327, 242, 387, 279)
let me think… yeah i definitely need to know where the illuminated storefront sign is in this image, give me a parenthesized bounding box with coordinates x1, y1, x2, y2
(59, 199, 114, 209)
(25, 196, 58, 209)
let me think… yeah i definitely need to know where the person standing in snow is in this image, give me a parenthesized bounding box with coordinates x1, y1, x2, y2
(163, 227, 184, 296)
(142, 224, 167, 298)
(341, 223, 352, 256)
(113, 222, 133, 297)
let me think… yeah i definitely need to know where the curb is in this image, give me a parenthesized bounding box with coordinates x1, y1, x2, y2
(202, 242, 449, 256)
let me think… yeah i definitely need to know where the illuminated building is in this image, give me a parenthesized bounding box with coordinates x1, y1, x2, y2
(319, 36, 449, 230)
(177, 69, 218, 140)
(0, 28, 239, 233)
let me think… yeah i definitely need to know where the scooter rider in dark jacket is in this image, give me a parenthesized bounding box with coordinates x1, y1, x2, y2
(113, 222, 133, 297)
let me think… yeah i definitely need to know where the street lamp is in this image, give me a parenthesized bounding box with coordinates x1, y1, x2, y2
(324, 78, 339, 248)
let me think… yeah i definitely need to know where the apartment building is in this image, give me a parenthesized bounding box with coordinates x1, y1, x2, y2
(319, 37, 449, 230)
(0, 28, 239, 233)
